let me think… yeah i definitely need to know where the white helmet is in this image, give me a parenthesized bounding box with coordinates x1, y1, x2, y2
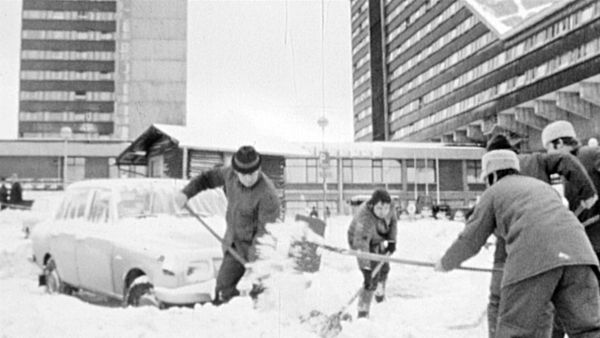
(481, 149, 520, 181)
(541, 120, 576, 150)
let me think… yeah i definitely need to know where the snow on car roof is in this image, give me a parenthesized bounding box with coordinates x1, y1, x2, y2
(67, 178, 187, 190)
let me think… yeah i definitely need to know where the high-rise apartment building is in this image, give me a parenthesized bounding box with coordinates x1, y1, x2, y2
(19, 0, 186, 141)
(352, 0, 600, 150)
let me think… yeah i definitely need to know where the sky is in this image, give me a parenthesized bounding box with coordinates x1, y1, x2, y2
(0, 0, 354, 143)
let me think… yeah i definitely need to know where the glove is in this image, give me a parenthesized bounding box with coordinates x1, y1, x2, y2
(361, 269, 375, 291)
(386, 241, 396, 254)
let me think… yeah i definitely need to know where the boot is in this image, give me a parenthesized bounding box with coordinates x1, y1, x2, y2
(374, 281, 386, 303)
(357, 311, 369, 318)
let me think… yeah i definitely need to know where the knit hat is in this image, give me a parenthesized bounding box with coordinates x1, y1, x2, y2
(231, 145, 261, 174)
(369, 188, 391, 205)
(486, 134, 513, 152)
(541, 120, 576, 149)
(481, 149, 520, 180)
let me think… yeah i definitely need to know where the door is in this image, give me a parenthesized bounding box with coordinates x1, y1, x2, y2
(76, 188, 117, 296)
(49, 188, 92, 287)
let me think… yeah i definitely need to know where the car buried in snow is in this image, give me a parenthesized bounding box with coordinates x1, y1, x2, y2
(30, 178, 228, 308)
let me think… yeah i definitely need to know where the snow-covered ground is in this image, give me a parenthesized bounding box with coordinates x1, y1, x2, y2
(0, 196, 495, 338)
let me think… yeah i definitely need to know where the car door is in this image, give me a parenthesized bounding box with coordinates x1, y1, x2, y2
(49, 188, 92, 287)
(75, 188, 117, 296)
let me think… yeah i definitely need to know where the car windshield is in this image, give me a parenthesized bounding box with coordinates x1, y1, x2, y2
(116, 185, 180, 218)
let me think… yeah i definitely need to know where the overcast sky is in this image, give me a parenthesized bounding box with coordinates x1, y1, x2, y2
(0, 0, 354, 143)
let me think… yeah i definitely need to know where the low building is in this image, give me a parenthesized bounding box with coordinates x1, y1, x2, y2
(117, 124, 486, 217)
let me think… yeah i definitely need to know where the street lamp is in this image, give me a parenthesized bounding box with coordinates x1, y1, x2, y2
(317, 116, 329, 221)
(60, 126, 72, 188)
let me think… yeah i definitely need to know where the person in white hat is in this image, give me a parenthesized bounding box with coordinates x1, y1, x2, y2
(483, 134, 597, 338)
(435, 149, 600, 337)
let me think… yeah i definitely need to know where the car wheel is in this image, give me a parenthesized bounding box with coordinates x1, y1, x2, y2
(44, 258, 73, 295)
(125, 276, 161, 307)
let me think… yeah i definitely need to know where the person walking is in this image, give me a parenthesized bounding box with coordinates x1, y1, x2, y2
(0, 177, 8, 210)
(484, 134, 598, 337)
(347, 188, 397, 318)
(175, 145, 281, 305)
(9, 173, 22, 206)
(435, 149, 600, 337)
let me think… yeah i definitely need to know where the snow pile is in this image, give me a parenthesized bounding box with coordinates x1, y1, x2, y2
(0, 204, 493, 337)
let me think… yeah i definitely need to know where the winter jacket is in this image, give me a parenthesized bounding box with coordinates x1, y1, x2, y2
(493, 152, 597, 268)
(182, 166, 281, 261)
(9, 181, 22, 204)
(347, 201, 397, 270)
(564, 146, 600, 251)
(442, 175, 598, 287)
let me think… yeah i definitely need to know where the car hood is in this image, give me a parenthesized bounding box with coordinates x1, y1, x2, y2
(112, 215, 227, 252)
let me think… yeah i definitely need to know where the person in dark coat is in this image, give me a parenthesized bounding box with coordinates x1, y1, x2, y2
(347, 188, 397, 318)
(484, 134, 598, 337)
(435, 149, 600, 337)
(9, 174, 22, 205)
(309, 206, 319, 218)
(175, 145, 281, 305)
(0, 177, 8, 210)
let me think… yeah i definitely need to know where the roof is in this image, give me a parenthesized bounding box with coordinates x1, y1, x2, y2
(117, 124, 309, 165)
(462, 0, 576, 38)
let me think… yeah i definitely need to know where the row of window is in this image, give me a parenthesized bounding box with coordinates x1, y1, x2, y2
(353, 71, 370, 89)
(286, 158, 483, 185)
(392, 35, 600, 139)
(354, 124, 373, 139)
(390, 32, 495, 102)
(353, 88, 371, 105)
(22, 50, 114, 61)
(351, 16, 369, 39)
(23, 10, 116, 21)
(354, 52, 370, 71)
(387, 0, 441, 40)
(352, 34, 370, 56)
(20, 111, 113, 122)
(388, 2, 462, 62)
(22, 30, 115, 41)
(356, 106, 372, 120)
(350, 1, 368, 24)
(21, 70, 114, 81)
(389, 1, 600, 128)
(20, 91, 114, 101)
(21, 132, 110, 140)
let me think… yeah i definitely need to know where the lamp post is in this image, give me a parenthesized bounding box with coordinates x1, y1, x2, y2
(60, 126, 72, 188)
(317, 116, 329, 221)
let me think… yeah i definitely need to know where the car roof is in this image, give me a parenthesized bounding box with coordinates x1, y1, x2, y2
(67, 178, 188, 191)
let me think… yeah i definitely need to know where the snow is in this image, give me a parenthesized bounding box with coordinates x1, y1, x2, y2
(0, 193, 495, 337)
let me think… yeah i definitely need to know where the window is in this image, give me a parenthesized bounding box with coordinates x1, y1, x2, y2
(406, 159, 435, 183)
(285, 159, 307, 183)
(89, 189, 111, 223)
(383, 159, 402, 183)
(307, 159, 318, 183)
(372, 160, 383, 183)
(352, 159, 372, 183)
(63, 189, 91, 220)
(343, 159, 353, 183)
(467, 160, 481, 183)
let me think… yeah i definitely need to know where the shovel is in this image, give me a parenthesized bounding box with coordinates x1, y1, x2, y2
(184, 204, 248, 267)
(317, 253, 391, 338)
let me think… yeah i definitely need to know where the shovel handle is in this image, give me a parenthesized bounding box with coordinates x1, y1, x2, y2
(184, 204, 248, 266)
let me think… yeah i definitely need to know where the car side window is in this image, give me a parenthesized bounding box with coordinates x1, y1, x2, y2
(88, 189, 111, 224)
(64, 189, 92, 220)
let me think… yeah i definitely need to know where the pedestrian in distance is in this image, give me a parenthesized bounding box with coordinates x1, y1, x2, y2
(175, 145, 281, 305)
(435, 149, 600, 337)
(347, 188, 397, 318)
(9, 173, 22, 206)
(309, 205, 319, 218)
(484, 134, 598, 338)
(0, 177, 8, 210)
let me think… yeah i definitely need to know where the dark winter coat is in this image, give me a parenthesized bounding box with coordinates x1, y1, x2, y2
(9, 181, 22, 204)
(347, 201, 397, 270)
(493, 152, 597, 267)
(442, 175, 598, 287)
(0, 184, 7, 204)
(564, 146, 600, 251)
(182, 166, 281, 262)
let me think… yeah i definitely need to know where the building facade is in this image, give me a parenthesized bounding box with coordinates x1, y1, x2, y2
(352, 0, 600, 151)
(19, 0, 186, 141)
